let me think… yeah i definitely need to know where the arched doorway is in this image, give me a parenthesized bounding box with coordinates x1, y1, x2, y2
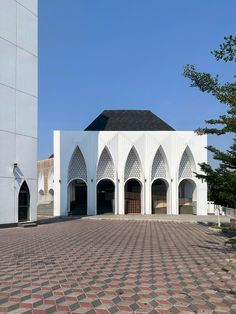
(125, 179, 141, 214)
(38, 189, 44, 203)
(68, 179, 87, 215)
(97, 179, 115, 215)
(152, 179, 168, 214)
(48, 189, 54, 203)
(18, 181, 30, 222)
(179, 179, 197, 214)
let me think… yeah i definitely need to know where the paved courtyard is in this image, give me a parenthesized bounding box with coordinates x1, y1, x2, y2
(0, 220, 235, 314)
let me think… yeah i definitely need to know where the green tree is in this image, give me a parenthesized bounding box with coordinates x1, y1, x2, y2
(183, 36, 236, 208)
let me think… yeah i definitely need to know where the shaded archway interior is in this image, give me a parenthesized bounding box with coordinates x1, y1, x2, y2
(179, 179, 197, 214)
(152, 179, 167, 214)
(38, 189, 44, 202)
(125, 179, 141, 214)
(48, 188, 54, 202)
(18, 181, 30, 222)
(68, 179, 87, 215)
(97, 179, 115, 214)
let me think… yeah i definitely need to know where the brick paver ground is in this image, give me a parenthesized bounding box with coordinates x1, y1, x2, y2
(0, 220, 235, 314)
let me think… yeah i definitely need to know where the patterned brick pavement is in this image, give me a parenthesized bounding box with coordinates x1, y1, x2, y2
(0, 220, 235, 314)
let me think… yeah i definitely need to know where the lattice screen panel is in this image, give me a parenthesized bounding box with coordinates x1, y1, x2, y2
(68, 147, 87, 183)
(179, 151, 193, 179)
(125, 148, 141, 181)
(97, 148, 115, 182)
(151, 150, 167, 180)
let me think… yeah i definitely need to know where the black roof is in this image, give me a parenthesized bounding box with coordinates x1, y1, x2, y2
(85, 110, 174, 131)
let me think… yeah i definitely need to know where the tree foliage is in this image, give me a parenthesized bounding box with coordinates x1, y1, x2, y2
(212, 35, 236, 62)
(183, 36, 236, 208)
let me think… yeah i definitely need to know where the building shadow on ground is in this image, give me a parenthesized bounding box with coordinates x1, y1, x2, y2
(37, 215, 85, 225)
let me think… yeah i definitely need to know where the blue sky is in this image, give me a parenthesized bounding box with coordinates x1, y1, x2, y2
(39, 0, 236, 164)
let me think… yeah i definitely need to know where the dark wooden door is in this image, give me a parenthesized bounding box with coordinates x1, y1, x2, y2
(125, 192, 141, 214)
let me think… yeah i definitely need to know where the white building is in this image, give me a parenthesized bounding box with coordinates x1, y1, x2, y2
(54, 110, 208, 216)
(0, 0, 38, 224)
(38, 157, 54, 204)
(37, 157, 54, 217)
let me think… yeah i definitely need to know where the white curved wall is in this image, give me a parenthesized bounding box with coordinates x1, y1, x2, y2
(0, 0, 38, 224)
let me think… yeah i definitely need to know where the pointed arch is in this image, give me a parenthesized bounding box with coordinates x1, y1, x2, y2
(68, 179, 87, 215)
(38, 189, 44, 202)
(18, 181, 30, 222)
(179, 179, 197, 214)
(48, 188, 54, 203)
(97, 146, 115, 182)
(125, 179, 142, 214)
(152, 179, 168, 214)
(97, 179, 115, 214)
(68, 146, 87, 183)
(48, 168, 54, 187)
(178, 146, 196, 180)
(151, 146, 168, 181)
(124, 146, 142, 181)
(38, 171, 44, 191)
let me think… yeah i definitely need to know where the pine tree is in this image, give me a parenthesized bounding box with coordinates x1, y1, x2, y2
(183, 36, 236, 208)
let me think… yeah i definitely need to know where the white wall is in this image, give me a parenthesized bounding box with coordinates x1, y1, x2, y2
(0, 0, 38, 224)
(54, 131, 207, 216)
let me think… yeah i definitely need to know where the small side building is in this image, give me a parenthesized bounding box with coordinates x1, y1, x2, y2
(37, 157, 54, 216)
(53, 110, 208, 216)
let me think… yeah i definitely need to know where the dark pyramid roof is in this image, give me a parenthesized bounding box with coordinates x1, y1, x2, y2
(85, 110, 174, 131)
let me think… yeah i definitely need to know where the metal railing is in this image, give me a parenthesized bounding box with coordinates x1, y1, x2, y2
(207, 201, 236, 218)
(222, 206, 236, 218)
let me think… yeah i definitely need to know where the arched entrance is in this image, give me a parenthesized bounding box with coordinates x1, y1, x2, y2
(97, 179, 115, 215)
(179, 179, 197, 214)
(68, 179, 87, 215)
(38, 189, 44, 202)
(48, 189, 54, 202)
(152, 179, 168, 214)
(125, 179, 141, 214)
(18, 181, 30, 222)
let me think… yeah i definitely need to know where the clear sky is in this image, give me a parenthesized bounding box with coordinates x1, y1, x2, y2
(38, 0, 236, 165)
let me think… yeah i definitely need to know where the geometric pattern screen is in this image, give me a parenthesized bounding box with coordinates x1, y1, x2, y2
(124, 147, 141, 181)
(97, 148, 115, 182)
(67, 146, 87, 183)
(151, 149, 167, 180)
(178, 150, 193, 180)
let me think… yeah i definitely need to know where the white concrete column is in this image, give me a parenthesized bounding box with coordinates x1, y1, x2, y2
(114, 179, 118, 215)
(167, 180, 172, 215)
(145, 179, 152, 214)
(141, 181, 145, 215)
(53, 131, 61, 217)
(29, 179, 37, 221)
(197, 181, 207, 215)
(118, 179, 125, 215)
(171, 178, 179, 215)
(60, 179, 68, 216)
(88, 179, 96, 215)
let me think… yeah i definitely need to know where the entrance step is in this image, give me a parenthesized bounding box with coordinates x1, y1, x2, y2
(18, 221, 38, 228)
(37, 202, 54, 216)
(179, 205, 194, 215)
(68, 211, 87, 216)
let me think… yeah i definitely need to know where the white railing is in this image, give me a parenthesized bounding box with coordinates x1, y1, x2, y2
(222, 207, 236, 218)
